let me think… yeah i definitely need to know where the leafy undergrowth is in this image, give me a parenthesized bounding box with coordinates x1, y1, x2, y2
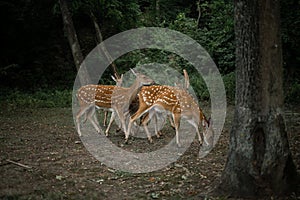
(0, 89, 72, 109)
(0, 106, 299, 199)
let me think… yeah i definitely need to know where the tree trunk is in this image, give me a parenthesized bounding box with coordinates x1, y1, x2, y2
(59, 0, 90, 85)
(217, 0, 298, 197)
(196, 0, 201, 28)
(90, 12, 119, 78)
(155, 0, 160, 24)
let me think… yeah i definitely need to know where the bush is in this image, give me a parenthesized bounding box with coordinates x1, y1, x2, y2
(188, 71, 235, 103)
(189, 73, 210, 101)
(223, 71, 235, 102)
(168, 0, 235, 74)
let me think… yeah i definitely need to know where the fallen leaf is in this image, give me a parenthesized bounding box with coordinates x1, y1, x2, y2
(150, 192, 159, 199)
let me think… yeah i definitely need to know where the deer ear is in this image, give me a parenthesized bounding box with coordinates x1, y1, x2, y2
(111, 75, 116, 82)
(114, 73, 120, 79)
(130, 68, 137, 76)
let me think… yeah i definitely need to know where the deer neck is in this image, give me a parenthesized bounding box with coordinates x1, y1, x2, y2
(127, 82, 143, 105)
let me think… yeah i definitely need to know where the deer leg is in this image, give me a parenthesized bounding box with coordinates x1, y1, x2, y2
(188, 119, 203, 145)
(203, 133, 209, 146)
(103, 111, 108, 126)
(125, 105, 150, 143)
(105, 111, 115, 136)
(76, 104, 94, 136)
(125, 120, 133, 143)
(202, 128, 211, 147)
(116, 109, 127, 135)
(173, 113, 181, 147)
(87, 107, 101, 133)
(141, 113, 153, 143)
(76, 111, 82, 136)
(83, 113, 88, 123)
(149, 106, 167, 137)
(199, 130, 204, 145)
(168, 114, 175, 129)
(152, 112, 161, 138)
(196, 126, 203, 145)
(76, 116, 82, 137)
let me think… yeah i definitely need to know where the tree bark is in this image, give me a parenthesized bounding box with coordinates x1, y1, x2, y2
(59, 0, 90, 85)
(196, 0, 201, 28)
(155, 0, 160, 24)
(217, 0, 298, 197)
(90, 12, 119, 78)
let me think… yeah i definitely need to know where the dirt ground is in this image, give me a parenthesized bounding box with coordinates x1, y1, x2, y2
(0, 105, 299, 199)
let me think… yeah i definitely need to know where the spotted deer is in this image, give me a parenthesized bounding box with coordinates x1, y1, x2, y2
(76, 69, 155, 137)
(110, 69, 155, 135)
(126, 84, 213, 147)
(76, 74, 123, 136)
(102, 75, 123, 127)
(138, 69, 191, 138)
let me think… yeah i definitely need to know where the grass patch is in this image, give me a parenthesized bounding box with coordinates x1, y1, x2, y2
(0, 89, 72, 109)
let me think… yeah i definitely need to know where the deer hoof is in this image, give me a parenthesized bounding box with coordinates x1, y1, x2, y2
(148, 138, 153, 143)
(198, 140, 203, 146)
(116, 128, 122, 132)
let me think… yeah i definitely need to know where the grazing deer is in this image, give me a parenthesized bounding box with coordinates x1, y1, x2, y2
(137, 69, 191, 138)
(125, 84, 213, 147)
(76, 74, 123, 136)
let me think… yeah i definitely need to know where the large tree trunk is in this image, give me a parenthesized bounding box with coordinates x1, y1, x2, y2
(59, 0, 90, 85)
(218, 0, 298, 197)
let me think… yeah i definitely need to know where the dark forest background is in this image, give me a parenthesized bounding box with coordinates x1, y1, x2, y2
(0, 0, 299, 108)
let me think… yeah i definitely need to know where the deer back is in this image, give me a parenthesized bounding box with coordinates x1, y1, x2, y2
(77, 84, 117, 108)
(137, 85, 205, 124)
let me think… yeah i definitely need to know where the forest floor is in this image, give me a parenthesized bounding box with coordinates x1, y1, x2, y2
(0, 105, 299, 199)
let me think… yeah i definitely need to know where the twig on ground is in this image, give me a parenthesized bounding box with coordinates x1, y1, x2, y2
(6, 159, 32, 169)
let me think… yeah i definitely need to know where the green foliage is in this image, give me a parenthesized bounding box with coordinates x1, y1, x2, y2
(285, 81, 300, 104)
(222, 71, 235, 102)
(189, 73, 210, 101)
(138, 0, 195, 26)
(188, 72, 235, 103)
(168, 0, 235, 74)
(2, 0, 298, 107)
(0, 89, 72, 109)
(68, 0, 141, 33)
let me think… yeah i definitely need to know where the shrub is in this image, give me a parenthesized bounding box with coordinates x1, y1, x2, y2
(223, 71, 235, 102)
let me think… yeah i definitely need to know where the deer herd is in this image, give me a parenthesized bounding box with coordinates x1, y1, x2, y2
(76, 69, 214, 148)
